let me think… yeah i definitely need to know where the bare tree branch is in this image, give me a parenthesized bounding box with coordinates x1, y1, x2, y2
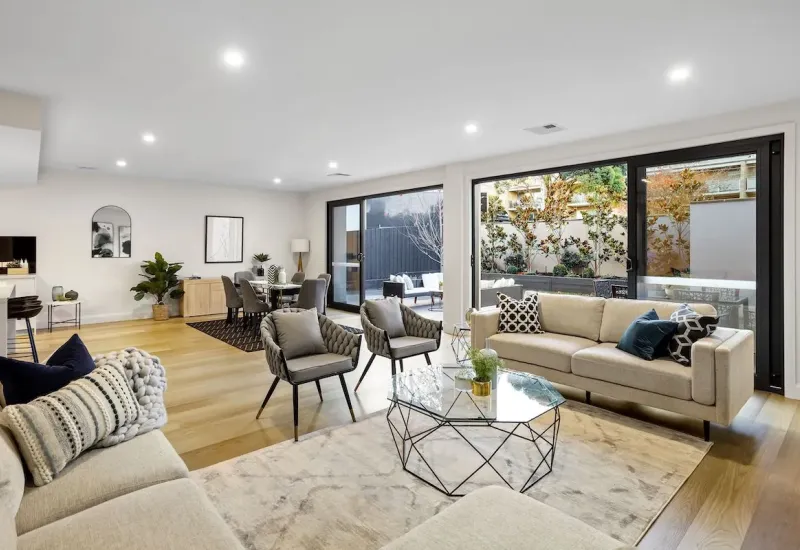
(402, 192, 444, 265)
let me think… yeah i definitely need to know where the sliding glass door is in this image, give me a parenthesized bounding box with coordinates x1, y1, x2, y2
(630, 136, 783, 392)
(327, 199, 363, 312)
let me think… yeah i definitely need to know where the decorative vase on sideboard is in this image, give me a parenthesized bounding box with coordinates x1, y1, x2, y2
(52, 286, 64, 301)
(278, 268, 287, 284)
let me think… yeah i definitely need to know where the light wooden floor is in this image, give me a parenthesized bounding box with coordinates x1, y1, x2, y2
(33, 313, 800, 550)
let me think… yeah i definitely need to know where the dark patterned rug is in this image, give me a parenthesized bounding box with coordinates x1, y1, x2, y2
(186, 319, 364, 353)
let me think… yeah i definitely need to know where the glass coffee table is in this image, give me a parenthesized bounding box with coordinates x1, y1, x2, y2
(386, 364, 564, 497)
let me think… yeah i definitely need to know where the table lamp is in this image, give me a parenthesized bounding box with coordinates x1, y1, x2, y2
(291, 239, 310, 272)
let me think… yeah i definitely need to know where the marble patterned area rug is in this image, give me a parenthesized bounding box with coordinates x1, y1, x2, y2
(193, 402, 711, 549)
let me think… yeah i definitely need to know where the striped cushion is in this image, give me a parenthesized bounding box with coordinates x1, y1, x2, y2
(0, 364, 141, 486)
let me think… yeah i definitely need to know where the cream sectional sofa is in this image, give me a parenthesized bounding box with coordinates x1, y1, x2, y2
(1, 426, 244, 550)
(471, 294, 755, 439)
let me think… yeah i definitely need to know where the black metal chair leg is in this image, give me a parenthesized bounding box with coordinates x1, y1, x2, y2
(339, 374, 356, 423)
(399, 359, 404, 373)
(256, 377, 280, 419)
(315, 380, 323, 401)
(424, 353, 431, 365)
(703, 420, 711, 441)
(354, 353, 376, 392)
(293, 384, 299, 441)
(26, 319, 38, 363)
(586, 391, 591, 405)
(391, 359, 396, 376)
(226, 308, 232, 324)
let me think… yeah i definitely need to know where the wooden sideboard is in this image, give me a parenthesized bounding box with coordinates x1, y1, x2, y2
(179, 278, 227, 317)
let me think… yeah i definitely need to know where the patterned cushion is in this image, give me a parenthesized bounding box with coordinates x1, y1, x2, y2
(498, 293, 544, 334)
(667, 304, 719, 366)
(0, 364, 141, 486)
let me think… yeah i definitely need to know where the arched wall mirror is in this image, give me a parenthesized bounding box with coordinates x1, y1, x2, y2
(91, 205, 132, 258)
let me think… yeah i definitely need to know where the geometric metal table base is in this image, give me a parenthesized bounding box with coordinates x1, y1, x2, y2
(386, 399, 560, 497)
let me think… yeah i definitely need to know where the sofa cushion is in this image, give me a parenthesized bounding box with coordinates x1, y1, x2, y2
(572, 343, 692, 400)
(17, 479, 245, 550)
(616, 309, 678, 361)
(15, 430, 188, 535)
(667, 304, 720, 366)
(389, 336, 438, 359)
(381, 486, 630, 550)
(599, 299, 717, 343)
(366, 299, 407, 338)
(487, 332, 598, 373)
(537, 293, 606, 341)
(498, 292, 543, 334)
(285, 353, 353, 383)
(0, 425, 25, 547)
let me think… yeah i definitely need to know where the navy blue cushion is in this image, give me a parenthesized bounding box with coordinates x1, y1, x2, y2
(616, 310, 678, 361)
(0, 333, 95, 405)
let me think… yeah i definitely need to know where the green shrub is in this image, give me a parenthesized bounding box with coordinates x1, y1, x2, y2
(506, 266, 520, 275)
(583, 266, 595, 278)
(561, 249, 588, 273)
(553, 264, 568, 277)
(504, 253, 525, 271)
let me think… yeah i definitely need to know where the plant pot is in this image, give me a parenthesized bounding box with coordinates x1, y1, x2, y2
(472, 379, 491, 397)
(152, 304, 169, 321)
(256, 265, 265, 277)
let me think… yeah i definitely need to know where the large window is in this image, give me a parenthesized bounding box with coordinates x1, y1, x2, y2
(474, 163, 628, 306)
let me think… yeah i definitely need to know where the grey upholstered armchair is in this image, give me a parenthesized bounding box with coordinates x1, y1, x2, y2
(355, 300, 443, 391)
(258, 309, 362, 441)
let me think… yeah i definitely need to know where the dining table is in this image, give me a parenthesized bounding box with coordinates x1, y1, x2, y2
(249, 281, 302, 310)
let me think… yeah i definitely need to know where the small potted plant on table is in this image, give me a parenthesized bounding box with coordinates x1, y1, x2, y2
(253, 253, 271, 277)
(467, 347, 503, 396)
(130, 252, 185, 321)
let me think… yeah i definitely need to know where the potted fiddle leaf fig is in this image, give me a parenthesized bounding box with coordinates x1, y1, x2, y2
(130, 252, 185, 321)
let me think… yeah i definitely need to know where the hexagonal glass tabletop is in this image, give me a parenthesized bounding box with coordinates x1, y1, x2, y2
(387, 364, 565, 423)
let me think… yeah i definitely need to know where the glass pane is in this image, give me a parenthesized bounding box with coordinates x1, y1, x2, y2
(364, 189, 443, 306)
(639, 153, 756, 333)
(331, 203, 361, 306)
(475, 164, 628, 307)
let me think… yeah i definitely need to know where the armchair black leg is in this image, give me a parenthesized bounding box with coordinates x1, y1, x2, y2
(293, 384, 299, 442)
(391, 359, 396, 376)
(424, 353, 431, 365)
(703, 420, 710, 442)
(586, 391, 591, 405)
(354, 353, 376, 392)
(399, 359, 404, 373)
(315, 380, 323, 401)
(339, 374, 356, 423)
(226, 308, 232, 324)
(256, 377, 280, 419)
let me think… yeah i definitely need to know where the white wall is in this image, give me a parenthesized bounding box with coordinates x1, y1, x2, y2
(0, 170, 304, 325)
(302, 98, 799, 399)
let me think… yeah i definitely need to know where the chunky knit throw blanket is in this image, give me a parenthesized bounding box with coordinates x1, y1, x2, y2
(92, 347, 167, 447)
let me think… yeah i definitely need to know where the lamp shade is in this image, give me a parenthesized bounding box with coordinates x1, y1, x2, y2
(291, 239, 310, 253)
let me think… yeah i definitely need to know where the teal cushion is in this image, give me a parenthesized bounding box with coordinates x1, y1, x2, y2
(616, 309, 678, 361)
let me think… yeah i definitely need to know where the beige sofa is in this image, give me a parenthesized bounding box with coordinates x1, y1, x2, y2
(1, 426, 244, 550)
(382, 485, 632, 550)
(471, 294, 754, 439)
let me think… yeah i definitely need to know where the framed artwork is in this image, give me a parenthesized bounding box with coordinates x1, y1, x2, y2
(92, 205, 131, 258)
(205, 215, 244, 263)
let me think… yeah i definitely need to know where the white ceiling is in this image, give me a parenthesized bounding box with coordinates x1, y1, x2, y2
(1, 0, 799, 191)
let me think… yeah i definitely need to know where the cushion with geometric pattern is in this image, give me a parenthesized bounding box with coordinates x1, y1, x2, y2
(498, 292, 544, 334)
(667, 304, 719, 366)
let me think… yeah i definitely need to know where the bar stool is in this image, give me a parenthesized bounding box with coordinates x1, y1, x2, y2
(8, 296, 43, 363)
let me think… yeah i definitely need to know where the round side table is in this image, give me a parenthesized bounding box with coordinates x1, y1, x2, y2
(47, 301, 82, 333)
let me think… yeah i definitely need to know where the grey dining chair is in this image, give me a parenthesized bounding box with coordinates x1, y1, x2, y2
(291, 272, 306, 284)
(241, 280, 271, 335)
(280, 272, 308, 306)
(221, 276, 243, 324)
(295, 279, 326, 311)
(235, 270, 264, 295)
(317, 273, 331, 313)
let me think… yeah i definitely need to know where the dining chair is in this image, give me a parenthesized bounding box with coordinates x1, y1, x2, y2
(295, 279, 326, 311)
(317, 273, 331, 313)
(235, 270, 264, 295)
(280, 272, 307, 306)
(221, 276, 243, 324)
(291, 272, 306, 284)
(241, 280, 270, 335)
(257, 309, 361, 441)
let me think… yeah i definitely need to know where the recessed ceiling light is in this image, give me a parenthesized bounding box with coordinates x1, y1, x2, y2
(667, 65, 691, 84)
(328, 161, 338, 170)
(464, 122, 479, 135)
(116, 159, 127, 168)
(273, 177, 282, 184)
(141, 132, 156, 144)
(223, 48, 245, 69)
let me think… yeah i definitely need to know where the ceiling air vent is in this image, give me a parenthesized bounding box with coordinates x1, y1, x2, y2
(327, 172, 352, 177)
(76, 165, 97, 170)
(524, 123, 565, 135)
